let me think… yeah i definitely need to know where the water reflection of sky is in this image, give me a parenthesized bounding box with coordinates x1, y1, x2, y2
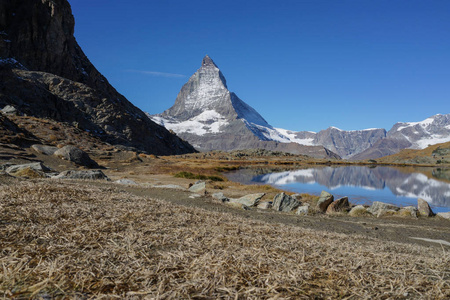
(225, 166, 450, 213)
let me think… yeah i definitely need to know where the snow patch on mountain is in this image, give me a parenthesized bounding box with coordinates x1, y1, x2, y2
(151, 110, 229, 136)
(275, 128, 316, 146)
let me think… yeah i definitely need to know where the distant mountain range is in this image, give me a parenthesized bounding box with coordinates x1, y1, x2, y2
(152, 56, 450, 159)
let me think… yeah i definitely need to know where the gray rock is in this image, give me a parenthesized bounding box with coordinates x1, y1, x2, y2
(349, 205, 368, 217)
(212, 192, 229, 202)
(54, 145, 98, 168)
(326, 197, 349, 213)
(272, 192, 301, 212)
(228, 193, 265, 207)
(367, 201, 400, 216)
(296, 205, 309, 216)
(154, 184, 185, 190)
(417, 198, 434, 217)
(257, 201, 272, 210)
(5, 162, 50, 174)
(316, 191, 334, 213)
(114, 179, 137, 185)
(31, 144, 59, 155)
(1, 105, 17, 115)
(53, 170, 108, 180)
(436, 212, 450, 220)
(189, 194, 202, 199)
(291, 194, 303, 200)
(189, 181, 206, 193)
(399, 206, 418, 218)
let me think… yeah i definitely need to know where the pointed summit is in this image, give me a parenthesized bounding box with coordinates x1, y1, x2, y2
(202, 55, 218, 68)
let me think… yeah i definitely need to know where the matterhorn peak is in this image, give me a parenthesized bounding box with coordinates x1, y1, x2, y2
(201, 55, 218, 68)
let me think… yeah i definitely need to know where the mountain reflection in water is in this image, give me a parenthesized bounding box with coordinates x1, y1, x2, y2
(225, 166, 450, 212)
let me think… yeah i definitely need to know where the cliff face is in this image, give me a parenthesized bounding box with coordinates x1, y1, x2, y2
(0, 0, 195, 155)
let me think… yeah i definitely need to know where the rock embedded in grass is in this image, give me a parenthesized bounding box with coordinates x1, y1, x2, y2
(272, 192, 301, 212)
(54, 145, 99, 168)
(367, 201, 400, 216)
(399, 206, 419, 218)
(5, 162, 50, 174)
(212, 192, 229, 202)
(326, 197, 349, 214)
(316, 191, 334, 213)
(31, 144, 59, 155)
(53, 170, 108, 180)
(189, 180, 206, 193)
(228, 193, 265, 207)
(296, 205, 309, 216)
(436, 212, 450, 220)
(417, 198, 434, 217)
(349, 205, 368, 217)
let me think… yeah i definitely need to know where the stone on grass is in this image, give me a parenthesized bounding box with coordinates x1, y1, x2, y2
(6, 162, 50, 174)
(349, 205, 369, 217)
(326, 197, 349, 214)
(154, 184, 185, 190)
(296, 205, 309, 216)
(228, 193, 265, 207)
(212, 192, 229, 202)
(316, 191, 334, 213)
(189, 194, 202, 199)
(257, 201, 272, 210)
(53, 170, 108, 180)
(32, 144, 58, 155)
(189, 181, 206, 193)
(367, 201, 400, 216)
(10, 167, 47, 178)
(54, 145, 98, 168)
(115, 179, 137, 185)
(436, 212, 450, 220)
(399, 206, 418, 218)
(417, 198, 434, 217)
(291, 194, 302, 201)
(272, 192, 301, 212)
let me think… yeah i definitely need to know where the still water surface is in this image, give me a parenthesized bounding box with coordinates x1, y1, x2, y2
(225, 166, 450, 213)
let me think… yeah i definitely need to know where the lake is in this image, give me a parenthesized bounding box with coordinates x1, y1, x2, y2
(225, 166, 450, 213)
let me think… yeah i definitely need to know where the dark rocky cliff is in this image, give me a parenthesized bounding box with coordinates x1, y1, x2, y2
(0, 0, 195, 155)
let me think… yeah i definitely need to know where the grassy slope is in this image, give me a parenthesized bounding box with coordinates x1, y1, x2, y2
(377, 141, 450, 165)
(1, 180, 449, 299)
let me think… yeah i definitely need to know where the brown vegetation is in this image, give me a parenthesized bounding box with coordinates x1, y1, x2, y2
(1, 180, 449, 299)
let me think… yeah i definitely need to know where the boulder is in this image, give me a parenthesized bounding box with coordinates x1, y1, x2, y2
(272, 192, 301, 212)
(417, 198, 434, 217)
(436, 212, 450, 220)
(399, 206, 418, 218)
(349, 205, 369, 217)
(316, 191, 334, 213)
(5, 162, 50, 174)
(1, 105, 17, 115)
(367, 201, 400, 216)
(32, 144, 59, 155)
(228, 193, 265, 207)
(189, 181, 206, 193)
(296, 205, 309, 216)
(291, 194, 303, 201)
(54, 145, 98, 168)
(257, 201, 272, 210)
(326, 197, 349, 213)
(53, 170, 108, 180)
(9, 167, 47, 178)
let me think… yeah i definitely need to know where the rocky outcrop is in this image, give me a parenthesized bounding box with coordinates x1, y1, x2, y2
(228, 193, 265, 207)
(326, 197, 349, 213)
(0, 0, 195, 155)
(367, 202, 400, 216)
(54, 145, 98, 168)
(272, 192, 301, 212)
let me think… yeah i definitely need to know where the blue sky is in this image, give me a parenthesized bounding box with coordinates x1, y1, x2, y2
(69, 0, 450, 132)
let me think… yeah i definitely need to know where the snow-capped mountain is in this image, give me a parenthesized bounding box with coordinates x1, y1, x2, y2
(352, 114, 450, 160)
(151, 56, 450, 159)
(150, 56, 339, 159)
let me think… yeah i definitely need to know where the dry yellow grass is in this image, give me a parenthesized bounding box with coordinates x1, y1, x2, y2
(1, 181, 449, 299)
